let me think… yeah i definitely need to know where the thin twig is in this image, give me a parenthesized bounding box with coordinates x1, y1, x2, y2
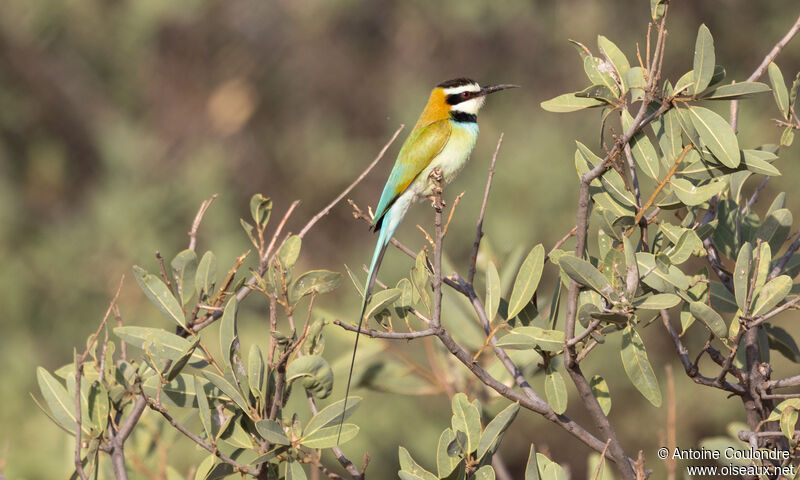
(468, 133, 504, 285)
(139, 388, 259, 476)
(188, 194, 218, 251)
(333, 321, 436, 339)
(731, 13, 800, 130)
(297, 125, 404, 239)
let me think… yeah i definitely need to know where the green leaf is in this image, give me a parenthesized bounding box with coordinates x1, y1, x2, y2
(289, 270, 342, 304)
(278, 235, 302, 269)
(485, 261, 501, 321)
(734, 242, 753, 312)
(165, 338, 200, 382)
(286, 355, 333, 399)
(545, 366, 568, 415)
(508, 244, 545, 318)
(686, 106, 740, 167)
(692, 24, 715, 94)
(577, 143, 637, 208)
(765, 324, 800, 363)
(790, 71, 800, 109)
(114, 326, 205, 365)
(525, 445, 541, 480)
(537, 453, 567, 480)
(768, 62, 790, 118)
(654, 108, 683, 166)
(171, 249, 197, 305)
(250, 194, 273, 229)
(589, 375, 611, 415)
(622, 110, 660, 180)
(398, 446, 438, 480)
(303, 396, 361, 438)
(195, 251, 217, 299)
(620, 325, 662, 407)
(194, 455, 215, 480)
(674, 70, 696, 96)
(633, 294, 681, 310)
(193, 376, 213, 439)
(558, 255, 618, 302)
(284, 458, 307, 480)
(741, 150, 781, 176)
(202, 371, 251, 414)
(133, 265, 186, 328)
(751, 275, 792, 316)
(36, 367, 77, 434)
(767, 399, 800, 422)
(412, 250, 431, 313)
(364, 287, 402, 320)
(689, 302, 727, 337)
(598, 35, 630, 75)
(541, 93, 606, 113)
(436, 428, 461, 478)
(477, 402, 520, 461)
(255, 419, 290, 445)
(780, 407, 798, 442)
(757, 209, 793, 254)
(670, 178, 726, 206)
(496, 326, 564, 352)
(248, 344, 265, 402)
(473, 466, 496, 480)
(451, 393, 481, 454)
(700, 82, 771, 100)
(141, 374, 225, 409)
(219, 298, 238, 373)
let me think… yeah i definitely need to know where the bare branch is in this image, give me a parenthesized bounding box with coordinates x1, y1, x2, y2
(298, 125, 405, 239)
(188, 194, 218, 251)
(731, 13, 800, 130)
(333, 320, 436, 339)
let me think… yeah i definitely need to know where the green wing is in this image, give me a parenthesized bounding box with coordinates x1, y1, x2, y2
(373, 119, 451, 227)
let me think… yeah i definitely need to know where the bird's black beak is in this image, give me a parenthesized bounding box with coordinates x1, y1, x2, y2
(477, 84, 520, 97)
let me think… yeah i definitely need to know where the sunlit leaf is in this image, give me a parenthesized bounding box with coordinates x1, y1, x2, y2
(133, 265, 186, 328)
(692, 24, 715, 94)
(508, 244, 545, 319)
(620, 325, 662, 407)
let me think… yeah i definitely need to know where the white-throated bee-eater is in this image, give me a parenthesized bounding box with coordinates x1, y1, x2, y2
(337, 78, 517, 443)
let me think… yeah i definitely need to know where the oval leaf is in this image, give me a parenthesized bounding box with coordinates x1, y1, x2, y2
(689, 301, 727, 337)
(768, 62, 789, 118)
(541, 93, 606, 112)
(545, 367, 568, 414)
(558, 255, 618, 302)
(477, 402, 520, 461)
(620, 325, 662, 407)
(589, 375, 612, 415)
(686, 106, 740, 168)
(303, 396, 361, 438)
(256, 419, 290, 445)
(692, 24, 715, 94)
(507, 244, 545, 319)
(485, 261, 501, 321)
(751, 275, 792, 316)
(133, 265, 186, 328)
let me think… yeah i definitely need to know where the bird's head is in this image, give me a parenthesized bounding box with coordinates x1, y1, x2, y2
(435, 78, 518, 121)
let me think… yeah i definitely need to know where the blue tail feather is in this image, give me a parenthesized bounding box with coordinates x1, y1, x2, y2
(336, 205, 405, 444)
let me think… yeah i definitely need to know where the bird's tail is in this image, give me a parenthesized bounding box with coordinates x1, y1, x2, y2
(336, 205, 403, 444)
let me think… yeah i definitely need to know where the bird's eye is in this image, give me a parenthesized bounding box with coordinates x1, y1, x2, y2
(461, 92, 470, 99)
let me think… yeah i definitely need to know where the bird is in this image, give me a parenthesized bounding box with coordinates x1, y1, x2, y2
(337, 78, 517, 443)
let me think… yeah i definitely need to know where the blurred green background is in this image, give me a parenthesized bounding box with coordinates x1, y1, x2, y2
(2, 0, 799, 478)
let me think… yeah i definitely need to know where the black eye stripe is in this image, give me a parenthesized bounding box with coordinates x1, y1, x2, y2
(446, 92, 474, 105)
